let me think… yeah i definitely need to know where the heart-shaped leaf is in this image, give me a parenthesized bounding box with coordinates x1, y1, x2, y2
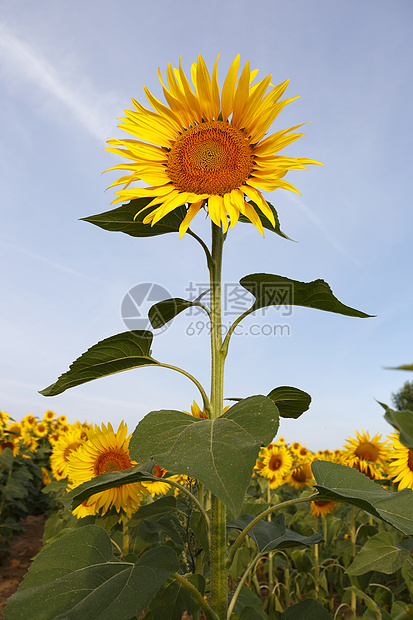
(227, 513, 322, 554)
(129, 396, 279, 516)
(4, 525, 179, 620)
(312, 461, 413, 534)
(82, 198, 186, 237)
(347, 531, 409, 575)
(149, 298, 202, 329)
(40, 331, 157, 396)
(240, 273, 373, 318)
(267, 386, 311, 419)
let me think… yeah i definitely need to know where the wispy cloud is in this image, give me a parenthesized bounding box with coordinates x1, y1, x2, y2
(1, 241, 106, 283)
(0, 21, 119, 141)
(287, 193, 361, 266)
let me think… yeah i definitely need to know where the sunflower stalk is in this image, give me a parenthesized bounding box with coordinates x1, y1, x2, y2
(209, 223, 228, 619)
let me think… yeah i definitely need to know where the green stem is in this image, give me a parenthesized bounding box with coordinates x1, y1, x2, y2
(267, 484, 274, 593)
(155, 361, 211, 417)
(227, 554, 262, 619)
(221, 305, 256, 357)
(187, 227, 214, 270)
(227, 492, 320, 569)
(350, 505, 357, 617)
(172, 573, 219, 620)
(155, 477, 210, 531)
(122, 513, 129, 556)
(209, 223, 228, 620)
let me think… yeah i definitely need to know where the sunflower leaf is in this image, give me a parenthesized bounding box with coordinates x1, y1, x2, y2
(312, 461, 413, 534)
(39, 331, 158, 396)
(4, 525, 180, 620)
(267, 386, 311, 419)
(240, 273, 373, 318)
(239, 200, 293, 240)
(63, 463, 163, 511)
(82, 198, 186, 237)
(129, 395, 280, 516)
(148, 298, 204, 329)
(227, 513, 322, 553)
(380, 403, 413, 450)
(149, 574, 206, 620)
(281, 599, 333, 619)
(346, 531, 409, 575)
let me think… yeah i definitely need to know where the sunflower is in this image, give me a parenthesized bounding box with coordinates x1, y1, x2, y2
(50, 426, 87, 480)
(310, 499, 336, 518)
(0, 411, 9, 426)
(142, 464, 180, 497)
(342, 429, 389, 479)
(105, 54, 321, 237)
(34, 421, 49, 437)
(387, 432, 413, 490)
(67, 421, 146, 519)
(287, 462, 314, 490)
(260, 444, 293, 483)
(43, 410, 55, 422)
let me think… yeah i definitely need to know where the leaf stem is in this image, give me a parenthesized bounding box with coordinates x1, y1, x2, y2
(155, 361, 211, 418)
(226, 492, 320, 569)
(187, 227, 214, 269)
(172, 573, 219, 620)
(221, 305, 256, 357)
(227, 553, 262, 619)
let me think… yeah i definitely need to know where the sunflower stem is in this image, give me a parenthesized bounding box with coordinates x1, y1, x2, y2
(209, 223, 228, 620)
(122, 513, 129, 556)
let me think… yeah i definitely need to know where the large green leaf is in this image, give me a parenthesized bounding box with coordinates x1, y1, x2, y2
(227, 513, 322, 554)
(4, 525, 179, 620)
(267, 386, 311, 419)
(149, 298, 202, 329)
(379, 403, 413, 449)
(389, 363, 413, 371)
(233, 586, 267, 619)
(281, 599, 332, 619)
(238, 200, 292, 241)
(63, 463, 163, 511)
(346, 531, 409, 575)
(129, 396, 279, 516)
(40, 331, 157, 396)
(312, 461, 413, 534)
(81, 198, 186, 237)
(149, 574, 205, 620)
(240, 273, 372, 318)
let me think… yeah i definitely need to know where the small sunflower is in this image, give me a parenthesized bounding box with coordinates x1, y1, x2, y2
(0, 437, 19, 456)
(387, 432, 413, 490)
(50, 426, 87, 480)
(310, 499, 336, 518)
(142, 464, 180, 497)
(67, 421, 146, 519)
(287, 462, 314, 490)
(0, 411, 9, 425)
(34, 421, 49, 437)
(106, 54, 321, 237)
(43, 410, 55, 422)
(260, 444, 293, 482)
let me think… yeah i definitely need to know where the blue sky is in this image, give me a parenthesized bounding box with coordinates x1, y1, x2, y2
(1, 0, 412, 450)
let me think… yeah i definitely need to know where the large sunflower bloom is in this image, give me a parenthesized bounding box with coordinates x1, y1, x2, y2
(67, 421, 146, 519)
(387, 432, 413, 490)
(106, 54, 321, 237)
(260, 444, 293, 483)
(342, 429, 390, 479)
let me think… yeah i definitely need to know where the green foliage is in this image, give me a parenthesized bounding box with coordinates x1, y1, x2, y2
(129, 396, 280, 516)
(238, 199, 292, 241)
(346, 531, 409, 575)
(391, 380, 413, 412)
(281, 598, 333, 619)
(4, 525, 180, 620)
(0, 446, 53, 556)
(227, 513, 322, 554)
(379, 402, 413, 449)
(240, 273, 373, 318)
(312, 460, 413, 534)
(40, 331, 158, 396)
(266, 386, 311, 419)
(149, 298, 203, 329)
(82, 198, 186, 237)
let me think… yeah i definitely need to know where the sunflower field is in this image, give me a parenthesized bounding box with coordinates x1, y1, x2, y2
(2, 406, 413, 619)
